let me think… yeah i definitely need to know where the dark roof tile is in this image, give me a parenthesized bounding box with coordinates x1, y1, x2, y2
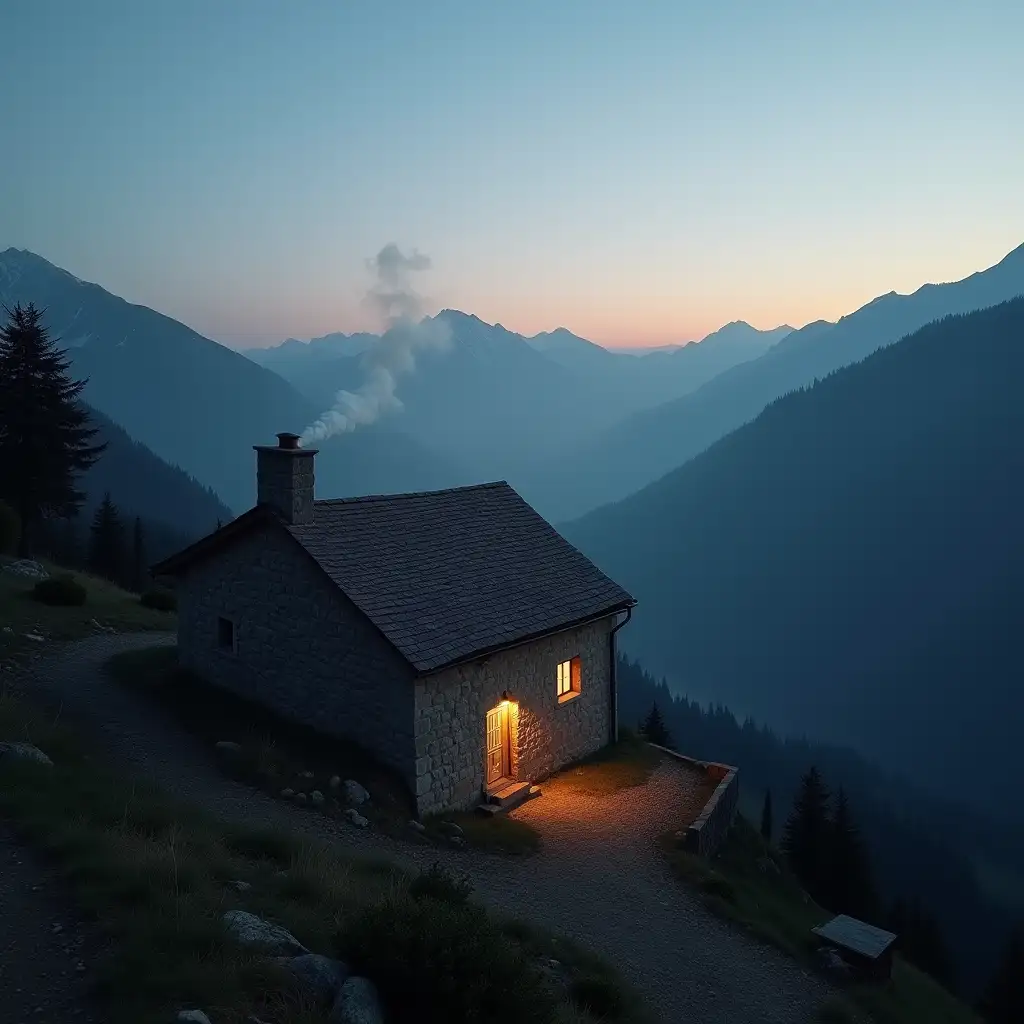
(286, 481, 634, 673)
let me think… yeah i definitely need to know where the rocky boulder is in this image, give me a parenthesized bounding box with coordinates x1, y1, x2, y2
(222, 910, 307, 956)
(0, 742, 54, 767)
(330, 976, 385, 1024)
(275, 953, 350, 1005)
(3, 559, 49, 580)
(343, 780, 370, 806)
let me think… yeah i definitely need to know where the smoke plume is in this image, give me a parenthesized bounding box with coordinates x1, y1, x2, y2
(300, 244, 450, 444)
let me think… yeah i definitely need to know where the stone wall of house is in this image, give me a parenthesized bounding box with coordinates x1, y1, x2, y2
(175, 524, 417, 785)
(413, 615, 619, 815)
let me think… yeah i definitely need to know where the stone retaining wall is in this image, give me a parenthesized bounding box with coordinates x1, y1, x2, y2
(651, 744, 740, 859)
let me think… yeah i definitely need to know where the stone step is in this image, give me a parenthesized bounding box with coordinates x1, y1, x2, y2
(487, 780, 532, 808)
(474, 782, 542, 817)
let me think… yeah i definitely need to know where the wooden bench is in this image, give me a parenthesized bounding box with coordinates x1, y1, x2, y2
(812, 914, 898, 981)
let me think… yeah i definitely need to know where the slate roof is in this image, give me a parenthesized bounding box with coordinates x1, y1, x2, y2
(286, 481, 635, 673)
(812, 915, 897, 959)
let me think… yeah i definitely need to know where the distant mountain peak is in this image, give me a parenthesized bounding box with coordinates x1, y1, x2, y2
(0, 247, 91, 291)
(436, 308, 484, 324)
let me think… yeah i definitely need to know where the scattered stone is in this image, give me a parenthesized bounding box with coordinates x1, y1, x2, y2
(537, 957, 570, 993)
(816, 945, 852, 979)
(311, 789, 325, 806)
(295, 792, 308, 804)
(177, 1012, 213, 1024)
(88, 618, 115, 633)
(343, 808, 368, 828)
(215, 740, 242, 755)
(51, 923, 63, 934)
(0, 741, 54, 767)
(280, 788, 295, 799)
(343, 779, 369, 806)
(407, 819, 425, 833)
(438, 820, 464, 839)
(275, 952, 350, 1004)
(24, 633, 45, 643)
(300, 770, 314, 780)
(227, 879, 252, 892)
(330, 976, 385, 1024)
(2, 625, 13, 633)
(3, 559, 49, 579)
(329, 774, 342, 790)
(448, 835, 466, 848)
(222, 910, 308, 955)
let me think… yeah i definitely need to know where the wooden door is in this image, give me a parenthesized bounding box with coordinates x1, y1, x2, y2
(485, 705, 507, 786)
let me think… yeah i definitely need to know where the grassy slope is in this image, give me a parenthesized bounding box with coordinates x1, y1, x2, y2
(664, 816, 983, 1024)
(0, 559, 174, 665)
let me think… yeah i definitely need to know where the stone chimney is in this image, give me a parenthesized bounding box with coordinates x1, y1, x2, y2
(253, 432, 318, 524)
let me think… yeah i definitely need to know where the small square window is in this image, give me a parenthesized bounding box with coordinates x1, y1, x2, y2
(556, 656, 581, 703)
(217, 616, 236, 652)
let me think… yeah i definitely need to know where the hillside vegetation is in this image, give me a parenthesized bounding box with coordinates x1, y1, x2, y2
(567, 299, 1024, 826)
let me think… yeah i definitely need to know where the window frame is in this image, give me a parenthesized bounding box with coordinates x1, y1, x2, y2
(556, 655, 582, 703)
(216, 615, 237, 654)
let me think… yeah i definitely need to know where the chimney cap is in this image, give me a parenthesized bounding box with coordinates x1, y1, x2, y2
(276, 432, 301, 449)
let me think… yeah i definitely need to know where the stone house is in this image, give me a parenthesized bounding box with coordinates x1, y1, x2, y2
(152, 432, 636, 815)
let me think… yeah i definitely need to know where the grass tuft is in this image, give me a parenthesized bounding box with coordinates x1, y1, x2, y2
(424, 810, 542, 855)
(548, 737, 663, 797)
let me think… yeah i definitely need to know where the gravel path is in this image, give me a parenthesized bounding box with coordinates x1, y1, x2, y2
(13, 633, 831, 1024)
(0, 821, 108, 1024)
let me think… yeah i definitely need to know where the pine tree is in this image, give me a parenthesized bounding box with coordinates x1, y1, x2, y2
(131, 516, 147, 592)
(0, 303, 105, 554)
(825, 787, 877, 919)
(89, 493, 125, 582)
(760, 788, 773, 843)
(978, 927, 1024, 1024)
(781, 765, 831, 903)
(640, 702, 672, 747)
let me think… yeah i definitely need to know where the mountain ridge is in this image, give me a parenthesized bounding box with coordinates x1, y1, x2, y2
(530, 241, 1024, 520)
(563, 297, 1024, 826)
(0, 249, 467, 511)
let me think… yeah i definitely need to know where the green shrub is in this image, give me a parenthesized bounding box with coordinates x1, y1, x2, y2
(0, 500, 19, 555)
(569, 973, 627, 1019)
(700, 872, 737, 903)
(409, 861, 473, 905)
(221, 824, 299, 866)
(139, 588, 176, 612)
(336, 894, 557, 1024)
(32, 574, 87, 607)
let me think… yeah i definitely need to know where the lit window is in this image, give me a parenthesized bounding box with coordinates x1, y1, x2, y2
(557, 656, 581, 702)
